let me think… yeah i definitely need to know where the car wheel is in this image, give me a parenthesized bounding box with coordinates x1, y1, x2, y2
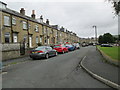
(45, 54, 49, 59)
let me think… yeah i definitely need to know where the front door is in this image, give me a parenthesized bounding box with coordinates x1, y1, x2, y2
(29, 36, 32, 48)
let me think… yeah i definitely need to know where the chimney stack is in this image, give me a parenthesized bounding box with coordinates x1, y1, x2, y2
(31, 10, 36, 19)
(40, 15, 43, 23)
(46, 19, 49, 25)
(20, 8, 25, 15)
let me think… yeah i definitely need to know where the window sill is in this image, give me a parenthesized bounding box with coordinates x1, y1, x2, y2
(12, 24, 16, 26)
(4, 25, 11, 27)
(23, 29, 28, 30)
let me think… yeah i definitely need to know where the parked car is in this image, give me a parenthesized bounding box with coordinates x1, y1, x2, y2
(65, 44, 76, 51)
(101, 44, 112, 47)
(29, 46, 58, 60)
(73, 43, 80, 49)
(53, 44, 68, 53)
(82, 43, 86, 47)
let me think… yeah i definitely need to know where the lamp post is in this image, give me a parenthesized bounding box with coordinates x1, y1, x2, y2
(92, 25, 97, 50)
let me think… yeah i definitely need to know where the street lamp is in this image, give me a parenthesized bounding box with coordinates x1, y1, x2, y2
(92, 25, 97, 50)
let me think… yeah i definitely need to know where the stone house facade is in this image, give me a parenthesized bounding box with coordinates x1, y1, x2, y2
(0, 1, 80, 60)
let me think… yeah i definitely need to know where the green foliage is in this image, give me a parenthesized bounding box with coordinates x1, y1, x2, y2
(98, 33, 114, 44)
(98, 35, 104, 44)
(107, 0, 120, 15)
(103, 33, 114, 43)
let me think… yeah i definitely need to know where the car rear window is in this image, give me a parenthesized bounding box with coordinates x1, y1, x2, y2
(35, 47, 45, 50)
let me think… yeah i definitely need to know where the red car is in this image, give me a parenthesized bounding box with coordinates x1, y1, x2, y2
(53, 44, 68, 53)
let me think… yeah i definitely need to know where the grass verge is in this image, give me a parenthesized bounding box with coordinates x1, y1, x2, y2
(97, 46, 119, 61)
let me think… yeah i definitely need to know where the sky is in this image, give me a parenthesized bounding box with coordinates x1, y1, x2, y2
(1, 0, 118, 38)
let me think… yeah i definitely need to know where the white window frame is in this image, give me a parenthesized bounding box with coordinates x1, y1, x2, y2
(47, 28, 49, 35)
(0, 3, 6, 9)
(12, 17, 16, 25)
(13, 33, 18, 43)
(4, 16, 10, 26)
(44, 27, 46, 34)
(36, 36, 39, 44)
(29, 24, 31, 29)
(23, 21, 27, 30)
(40, 37, 42, 43)
(48, 38, 49, 44)
(35, 25, 39, 32)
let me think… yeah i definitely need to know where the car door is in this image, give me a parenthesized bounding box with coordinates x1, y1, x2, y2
(49, 47, 56, 56)
(46, 47, 53, 56)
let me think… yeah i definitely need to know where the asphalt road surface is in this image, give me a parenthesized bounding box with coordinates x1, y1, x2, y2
(2, 46, 112, 88)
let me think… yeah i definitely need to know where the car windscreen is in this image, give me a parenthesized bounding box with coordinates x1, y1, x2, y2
(35, 47, 45, 50)
(54, 46, 61, 48)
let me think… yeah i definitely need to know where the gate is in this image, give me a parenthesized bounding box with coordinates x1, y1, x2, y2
(20, 41, 25, 55)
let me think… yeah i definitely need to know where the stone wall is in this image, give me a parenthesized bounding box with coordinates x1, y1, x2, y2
(2, 43, 34, 61)
(2, 43, 20, 61)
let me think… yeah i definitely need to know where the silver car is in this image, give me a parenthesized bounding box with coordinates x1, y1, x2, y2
(30, 46, 58, 60)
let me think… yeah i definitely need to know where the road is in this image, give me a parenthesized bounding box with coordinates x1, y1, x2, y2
(2, 46, 112, 88)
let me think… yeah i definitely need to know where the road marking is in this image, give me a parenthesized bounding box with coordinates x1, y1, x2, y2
(80, 56, 120, 89)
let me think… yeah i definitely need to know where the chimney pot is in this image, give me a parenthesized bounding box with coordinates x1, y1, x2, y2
(46, 19, 49, 25)
(31, 10, 35, 19)
(40, 15, 43, 23)
(20, 8, 25, 15)
(32, 10, 35, 14)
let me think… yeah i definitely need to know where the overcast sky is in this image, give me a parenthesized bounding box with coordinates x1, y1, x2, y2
(1, 0, 118, 38)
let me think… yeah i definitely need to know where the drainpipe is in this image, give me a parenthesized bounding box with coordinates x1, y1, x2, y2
(10, 14, 13, 43)
(27, 19, 29, 48)
(42, 25, 44, 45)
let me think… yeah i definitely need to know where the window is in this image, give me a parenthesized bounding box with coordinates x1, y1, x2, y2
(45, 37, 47, 44)
(5, 32, 10, 43)
(48, 38, 49, 44)
(44, 27, 46, 34)
(23, 21, 27, 30)
(4, 16, 10, 26)
(40, 37, 42, 43)
(13, 33, 18, 43)
(48, 47, 52, 50)
(47, 28, 49, 35)
(60, 33, 62, 37)
(28, 24, 31, 29)
(0, 3, 6, 9)
(36, 36, 39, 43)
(35, 25, 39, 32)
(12, 17, 16, 25)
(56, 32, 58, 37)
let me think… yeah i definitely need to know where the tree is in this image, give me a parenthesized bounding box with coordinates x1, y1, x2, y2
(98, 33, 114, 44)
(103, 33, 114, 43)
(107, 0, 120, 15)
(98, 35, 104, 44)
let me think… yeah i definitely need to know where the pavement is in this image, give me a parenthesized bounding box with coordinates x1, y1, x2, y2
(2, 56, 31, 67)
(81, 46, 119, 89)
